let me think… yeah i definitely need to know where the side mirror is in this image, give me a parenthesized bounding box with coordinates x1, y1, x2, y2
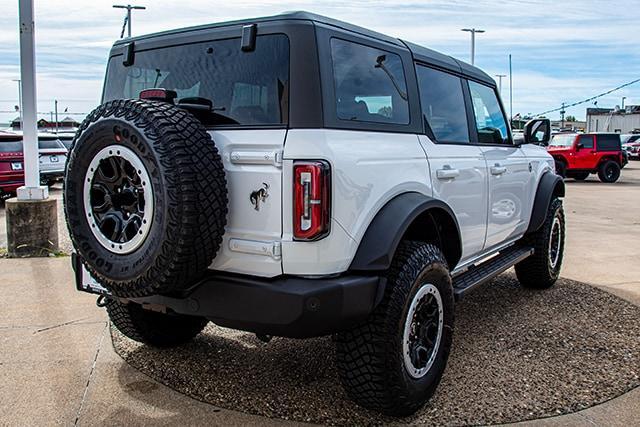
(576, 143, 584, 150)
(523, 118, 551, 145)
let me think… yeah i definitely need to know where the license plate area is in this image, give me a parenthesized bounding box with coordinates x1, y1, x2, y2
(11, 162, 22, 171)
(73, 253, 111, 295)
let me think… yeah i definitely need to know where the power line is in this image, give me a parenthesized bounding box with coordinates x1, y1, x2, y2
(534, 77, 640, 117)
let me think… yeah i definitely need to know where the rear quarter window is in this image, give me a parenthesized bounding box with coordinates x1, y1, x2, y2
(596, 134, 621, 151)
(103, 34, 290, 127)
(330, 38, 409, 125)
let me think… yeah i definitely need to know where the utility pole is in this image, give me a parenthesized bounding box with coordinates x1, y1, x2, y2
(113, 4, 146, 38)
(17, 0, 46, 199)
(495, 74, 506, 94)
(12, 79, 22, 130)
(560, 102, 566, 129)
(461, 28, 485, 65)
(622, 96, 626, 110)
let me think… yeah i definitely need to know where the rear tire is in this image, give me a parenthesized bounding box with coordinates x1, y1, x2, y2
(597, 160, 620, 183)
(106, 298, 208, 347)
(336, 242, 454, 416)
(515, 198, 565, 289)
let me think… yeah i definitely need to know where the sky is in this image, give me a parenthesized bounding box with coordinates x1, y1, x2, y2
(0, 0, 638, 125)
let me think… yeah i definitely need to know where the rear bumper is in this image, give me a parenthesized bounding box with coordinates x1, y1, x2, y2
(0, 180, 23, 194)
(72, 254, 384, 338)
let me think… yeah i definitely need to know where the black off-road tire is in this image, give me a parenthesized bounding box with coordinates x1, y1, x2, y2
(106, 298, 208, 347)
(64, 100, 227, 297)
(336, 242, 454, 416)
(597, 160, 620, 183)
(515, 198, 565, 289)
(554, 160, 566, 178)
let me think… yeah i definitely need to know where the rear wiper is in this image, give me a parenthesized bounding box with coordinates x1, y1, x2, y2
(375, 55, 408, 101)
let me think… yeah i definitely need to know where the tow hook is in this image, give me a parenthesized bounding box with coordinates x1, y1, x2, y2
(96, 295, 107, 308)
(256, 333, 272, 343)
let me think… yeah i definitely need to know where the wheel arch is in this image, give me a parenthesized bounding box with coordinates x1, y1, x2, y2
(526, 171, 565, 234)
(349, 192, 462, 272)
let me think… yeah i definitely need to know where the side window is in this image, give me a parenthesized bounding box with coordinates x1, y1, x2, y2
(416, 65, 469, 142)
(578, 135, 594, 149)
(330, 38, 409, 124)
(596, 134, 621, 151)
(468, 81, 510, 144)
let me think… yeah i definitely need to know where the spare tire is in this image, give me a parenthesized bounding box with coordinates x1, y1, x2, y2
(64, 99, 228, 297)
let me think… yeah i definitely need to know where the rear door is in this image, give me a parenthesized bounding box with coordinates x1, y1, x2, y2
(415, 65, 488, 263)
(467, 80, 532, 249)
(102, 32, 291, 277)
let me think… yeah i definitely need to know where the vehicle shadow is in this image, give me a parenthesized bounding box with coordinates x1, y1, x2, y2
(111, 274, 640, 426)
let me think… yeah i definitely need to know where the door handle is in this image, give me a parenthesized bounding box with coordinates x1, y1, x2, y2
(490, 165, 507, 175)
(436, 167, 460, 180)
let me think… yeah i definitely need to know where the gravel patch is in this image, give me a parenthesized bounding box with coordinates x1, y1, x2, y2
(112, 275, 640, 425)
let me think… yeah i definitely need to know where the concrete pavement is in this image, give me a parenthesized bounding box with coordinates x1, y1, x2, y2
(1, 163, 639, 426)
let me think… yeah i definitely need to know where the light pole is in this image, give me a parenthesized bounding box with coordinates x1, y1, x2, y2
(113, 4, 146, 38)
(495, 74, 506, 94)
(12, 79, 22, 130)
(622, 96, 626, 110)
(461, 28, 485, 65)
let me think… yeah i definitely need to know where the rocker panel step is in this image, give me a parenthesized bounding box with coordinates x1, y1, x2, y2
(453, 246, 534, 300)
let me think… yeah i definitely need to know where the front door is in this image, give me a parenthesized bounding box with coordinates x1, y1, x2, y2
(468, 80, 532, 250)
(574, 134, 596, 169)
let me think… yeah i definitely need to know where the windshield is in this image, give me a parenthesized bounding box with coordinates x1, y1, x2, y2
(38, 139, 64, 150)
(103, 35, 290, 127)
(549, 134, 576, 147)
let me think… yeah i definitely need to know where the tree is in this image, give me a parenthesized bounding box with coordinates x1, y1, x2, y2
(565, 115, 576, 122)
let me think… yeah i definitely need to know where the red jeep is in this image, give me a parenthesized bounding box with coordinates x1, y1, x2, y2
(547, 133, 626, 183)
(0, 132, 24, 199)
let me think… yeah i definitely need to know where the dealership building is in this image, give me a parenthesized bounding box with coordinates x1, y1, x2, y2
(586, 106, 640, 133)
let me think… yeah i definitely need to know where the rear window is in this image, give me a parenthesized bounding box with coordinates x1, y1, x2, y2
(597, 134, 621, 151)
(103, 34, 290, 127)
(330, 38, 409, 125)
(0, 142, 23, 153)
(38, 139, 64, 150)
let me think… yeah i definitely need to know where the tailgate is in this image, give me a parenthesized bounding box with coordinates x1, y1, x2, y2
(208, 129, 285, 277)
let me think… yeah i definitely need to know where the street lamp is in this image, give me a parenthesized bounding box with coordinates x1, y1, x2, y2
(113, 4, 146, 38)
(461, 28, 485, 65)
(495, 74, 506, 94)
(622, 96, 626, 110)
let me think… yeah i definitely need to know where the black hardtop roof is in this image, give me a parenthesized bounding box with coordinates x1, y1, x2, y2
(113, 11, 495, 87)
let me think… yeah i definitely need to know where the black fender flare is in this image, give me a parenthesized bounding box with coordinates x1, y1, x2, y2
(526, 171, 565, 234)
(349, 192, 462, 272)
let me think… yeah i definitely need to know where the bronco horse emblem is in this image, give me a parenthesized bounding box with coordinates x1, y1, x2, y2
(250, 182, 270, 211)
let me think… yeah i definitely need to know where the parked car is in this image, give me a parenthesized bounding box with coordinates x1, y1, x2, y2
(38, 134, 68, 185)
(66, 11, 564, 416)
(621, 134, 640, 160)
(0, 132, 24, 199)
(548, 132, 626, 182)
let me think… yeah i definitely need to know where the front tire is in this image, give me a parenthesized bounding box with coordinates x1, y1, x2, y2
(597, 160, 620, 183)
(336, 242, 454, 416)
(554, 160, 566, 178)
(106, 298, 208, 348)
(515, 198, 565, 289)
(572, 172, 590, 181)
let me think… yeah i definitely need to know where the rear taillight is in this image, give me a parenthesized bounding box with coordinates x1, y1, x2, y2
(293, 160, 331, 241)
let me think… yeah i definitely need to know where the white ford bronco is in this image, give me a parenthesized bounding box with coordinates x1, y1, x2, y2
(66, 12, 565, 416)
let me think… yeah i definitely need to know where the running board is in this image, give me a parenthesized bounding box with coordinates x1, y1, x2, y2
(453, 246, 534, 301)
